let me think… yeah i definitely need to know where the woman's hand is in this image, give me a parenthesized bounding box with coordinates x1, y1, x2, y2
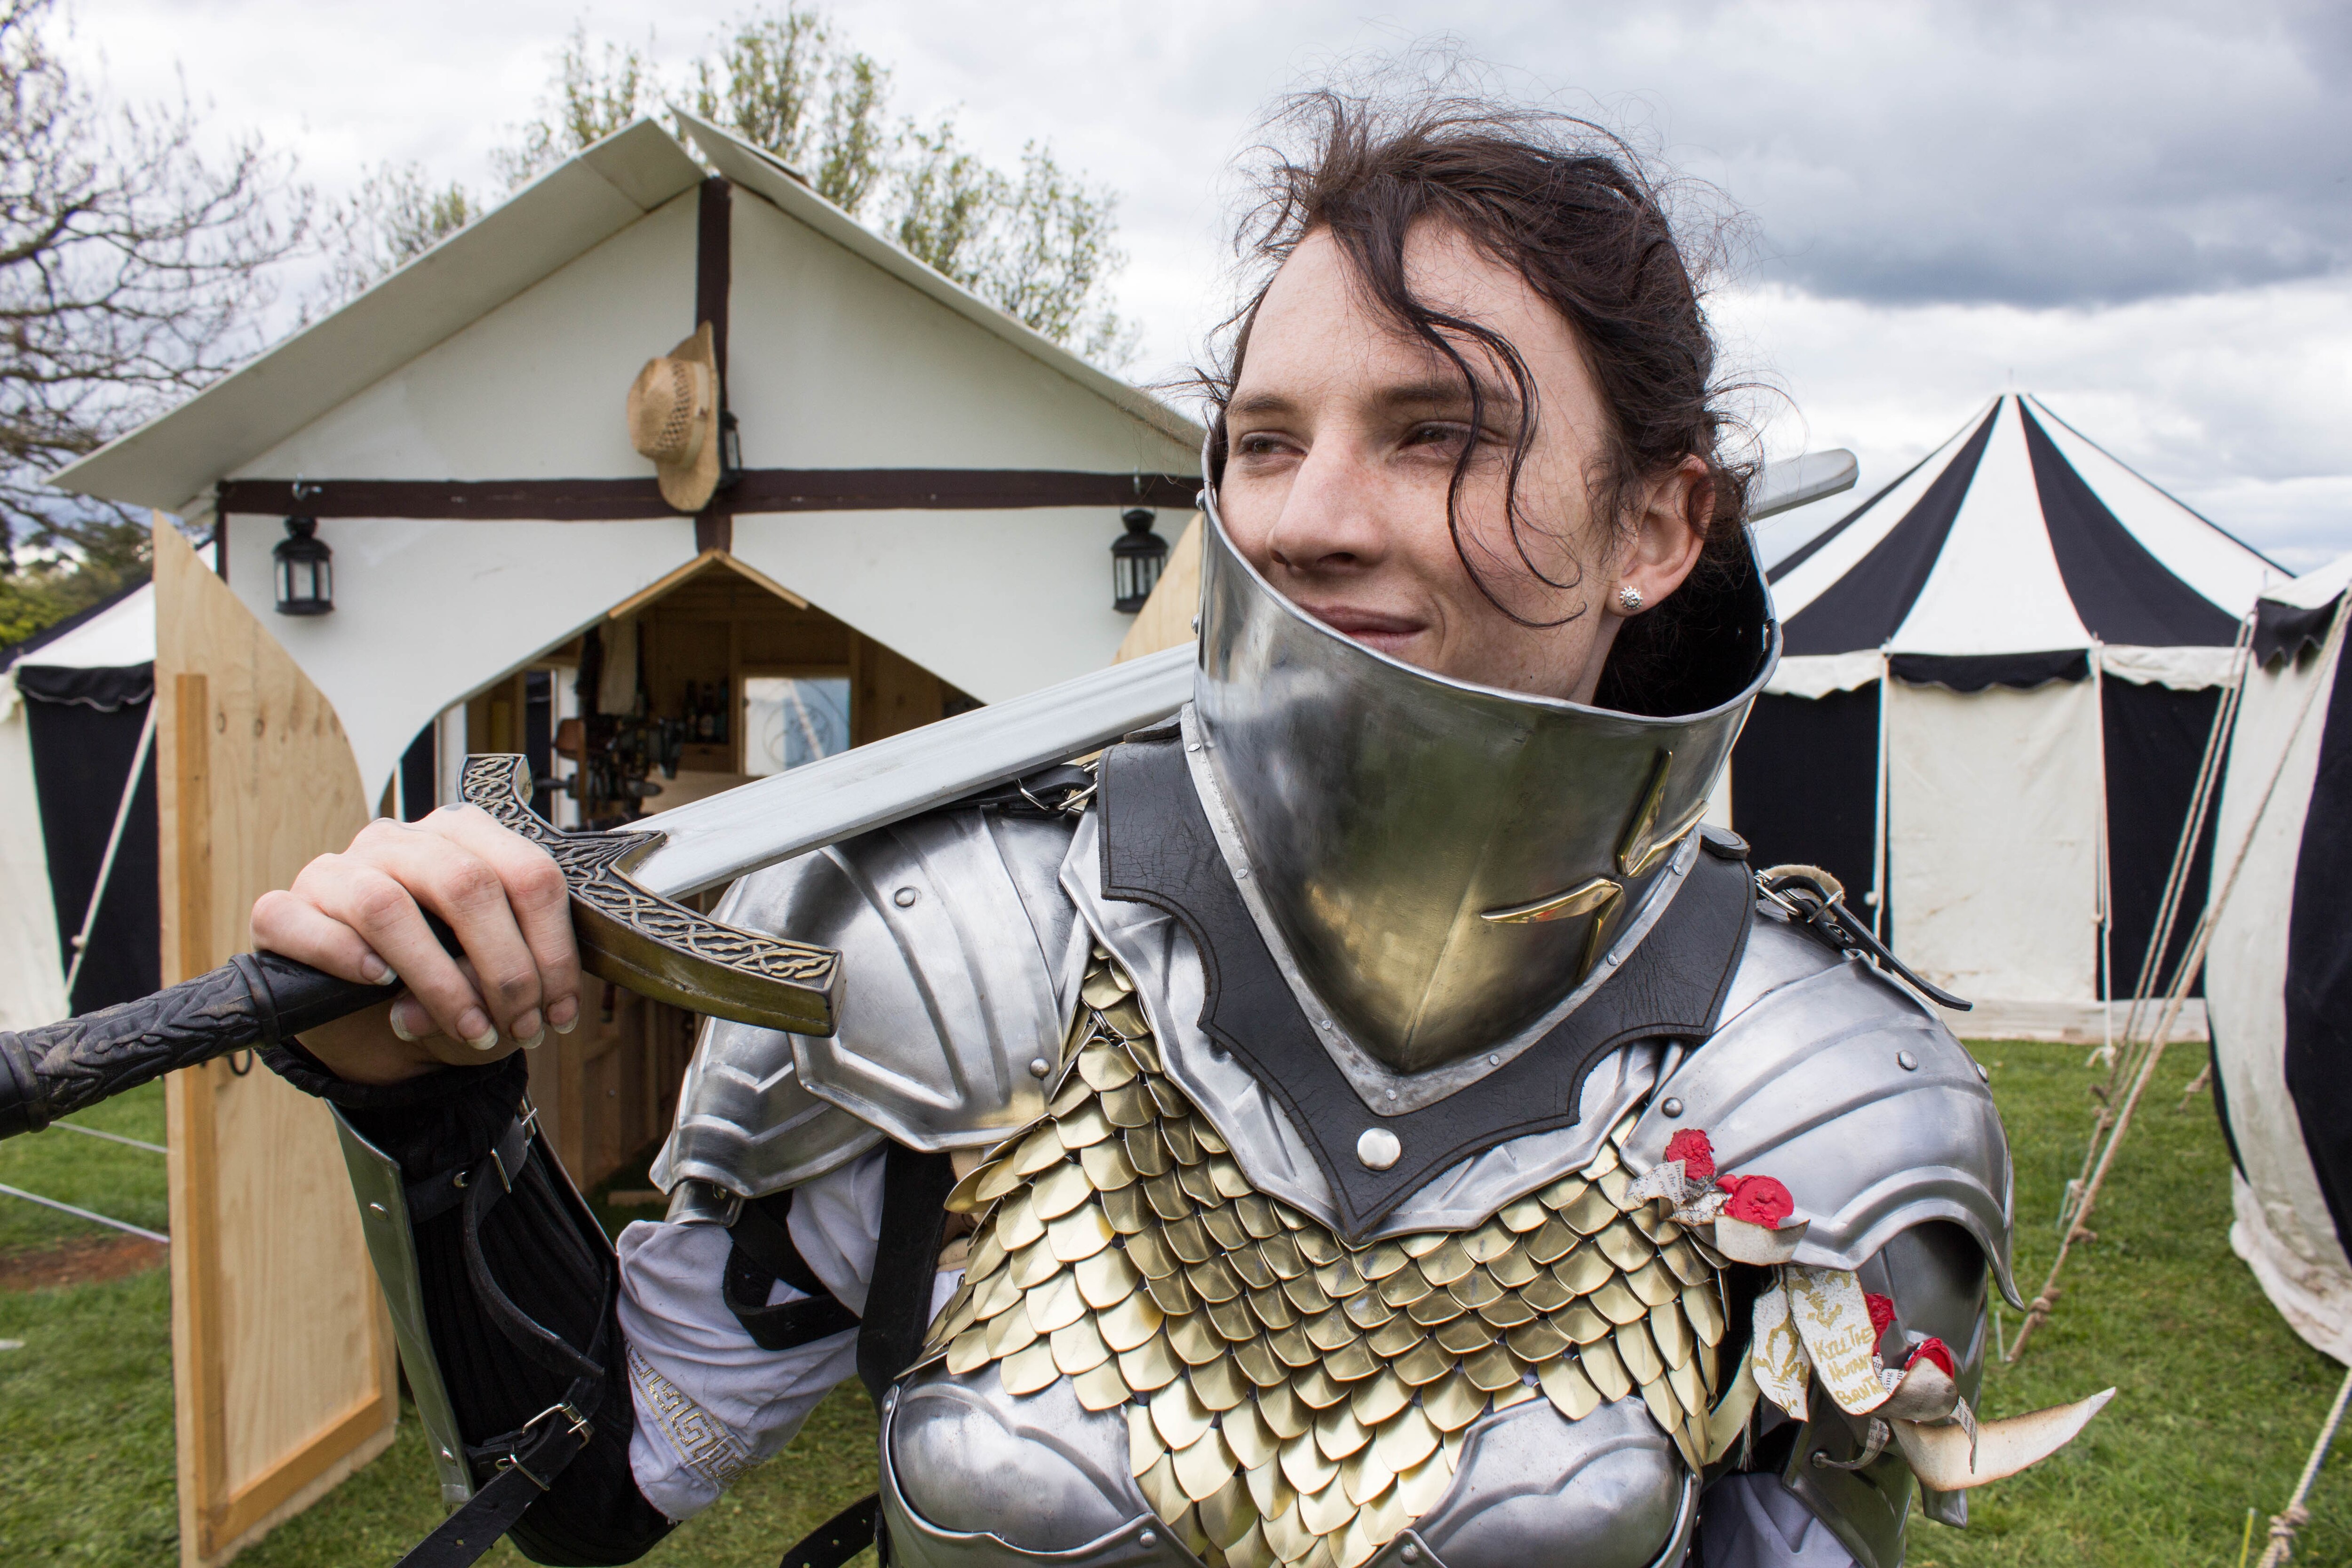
(249, 807, 583, 1085)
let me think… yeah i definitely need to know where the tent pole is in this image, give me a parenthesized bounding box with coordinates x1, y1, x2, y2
(2011, 598, 2348, 1363)
(60, 698, 158, 1005)
(1871, 648, 1890, 942)
(2093, 641, 2113, 1069)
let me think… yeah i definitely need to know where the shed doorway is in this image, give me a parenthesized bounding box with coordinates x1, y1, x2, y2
(416, 550, 975, 1193)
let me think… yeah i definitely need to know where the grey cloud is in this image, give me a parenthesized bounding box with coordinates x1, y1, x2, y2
(1491, 0, 2352, 309)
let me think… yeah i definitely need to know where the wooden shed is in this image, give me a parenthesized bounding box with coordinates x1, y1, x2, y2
(54, 112, 1201, 1564)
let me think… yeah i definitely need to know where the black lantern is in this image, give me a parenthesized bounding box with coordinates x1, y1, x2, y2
(1112, 507, 1168, 614)
(273, 516, 334, 616)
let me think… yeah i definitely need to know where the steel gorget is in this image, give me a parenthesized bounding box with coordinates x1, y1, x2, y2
(1190, 485, 1778, 1084)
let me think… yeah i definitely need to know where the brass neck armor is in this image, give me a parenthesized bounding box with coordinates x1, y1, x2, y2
(1191, 485, 1779, 1080)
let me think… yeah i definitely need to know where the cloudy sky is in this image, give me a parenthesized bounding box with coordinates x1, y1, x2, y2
(67, 0, 2352, 567)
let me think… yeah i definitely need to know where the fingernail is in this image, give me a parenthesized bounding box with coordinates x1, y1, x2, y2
(512, 1010, 542, 1043)
(461, 1011, 498, 1052)
(389, 1005, 420, 1043)
(361, 952, 395, 986)
(549, 998, 579, 1035)
(517, 1029, 546, 1051)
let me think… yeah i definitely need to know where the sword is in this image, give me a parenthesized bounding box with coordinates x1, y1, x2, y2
(0, 452, 1851, 1141)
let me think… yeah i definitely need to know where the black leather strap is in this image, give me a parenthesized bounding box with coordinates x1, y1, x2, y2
(776, 1490, 882, 1568)
(724, 1190, 863, 1351)
(407, 1109, 535, 1226)
(393, 1104, 613, 1568)
(857, 1144, 959, 1404)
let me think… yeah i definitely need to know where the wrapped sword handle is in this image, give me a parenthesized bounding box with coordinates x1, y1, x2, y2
(0, 913, 476, 1142)
(0, 952, 403, 1139)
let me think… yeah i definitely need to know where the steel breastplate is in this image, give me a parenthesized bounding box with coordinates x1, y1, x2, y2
(882, 940, 1726, 1568)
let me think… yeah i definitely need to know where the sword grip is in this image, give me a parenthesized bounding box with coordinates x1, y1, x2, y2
(0, 917, 461, 1141)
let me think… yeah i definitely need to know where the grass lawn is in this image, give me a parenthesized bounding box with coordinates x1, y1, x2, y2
(0, 1043, 2344, 1566)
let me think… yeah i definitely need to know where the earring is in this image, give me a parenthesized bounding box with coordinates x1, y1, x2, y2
(1616, 584, 1645, 612)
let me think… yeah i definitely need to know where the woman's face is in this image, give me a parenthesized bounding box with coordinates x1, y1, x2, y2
(1218, 223, 1707, 702)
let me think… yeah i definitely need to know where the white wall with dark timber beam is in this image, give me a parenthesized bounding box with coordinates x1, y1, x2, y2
(723, 172, 1196, 471)
(728, 507, 1140, 700)
(231, 192, 700, 481)
(220, 515, 696, 803)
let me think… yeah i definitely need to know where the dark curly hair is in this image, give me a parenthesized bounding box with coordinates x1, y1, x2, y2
(1202, 87, 1759, 672)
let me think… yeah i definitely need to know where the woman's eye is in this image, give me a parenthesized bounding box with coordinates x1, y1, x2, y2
(1234, 433, 1290, 457)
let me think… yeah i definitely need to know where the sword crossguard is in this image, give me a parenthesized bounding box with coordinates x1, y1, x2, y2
(461, 756, 842, 1037)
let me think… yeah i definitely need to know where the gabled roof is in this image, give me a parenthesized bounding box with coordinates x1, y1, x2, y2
(54, 116, 1197, 515)
(1771, 394, 2280, 671)
(676, 112, 1197, 450)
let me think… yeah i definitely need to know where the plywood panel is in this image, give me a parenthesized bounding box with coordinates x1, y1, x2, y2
(154, 517, 397, 1566)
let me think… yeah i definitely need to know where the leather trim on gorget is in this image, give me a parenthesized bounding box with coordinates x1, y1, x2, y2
(1098, 730, 1754, 1242)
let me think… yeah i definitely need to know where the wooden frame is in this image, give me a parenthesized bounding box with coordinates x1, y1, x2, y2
(155, 520, 397, 1566)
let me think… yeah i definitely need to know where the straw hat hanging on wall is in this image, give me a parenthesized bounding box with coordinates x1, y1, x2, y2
(627, 322, 721, 513)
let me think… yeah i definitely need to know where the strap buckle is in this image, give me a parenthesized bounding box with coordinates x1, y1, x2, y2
(489, 1103, 540, 1192)
(493, 1400, 593, 1490)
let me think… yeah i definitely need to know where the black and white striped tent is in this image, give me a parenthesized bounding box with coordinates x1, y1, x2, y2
(1732, 393, 2280, 1036)
(0, 582, 159, 1029)
(2206, 557, 2352, 1363)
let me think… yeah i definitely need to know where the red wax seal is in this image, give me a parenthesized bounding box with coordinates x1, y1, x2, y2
(1664, 1129, 1717, 1184)
(1906, 1338, 1956, 1377)
(1718, 1174, 1794, 1229)
(1866, 1292, 1897, 1338)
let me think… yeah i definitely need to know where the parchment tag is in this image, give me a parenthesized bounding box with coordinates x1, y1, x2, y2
(1784, 1265, 1891, 1415)
(1750, 1282, 1812, 1421)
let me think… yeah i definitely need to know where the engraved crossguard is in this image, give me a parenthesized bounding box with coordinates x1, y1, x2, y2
(461, 755, 842, 1037)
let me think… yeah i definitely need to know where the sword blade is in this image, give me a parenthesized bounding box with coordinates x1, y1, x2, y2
(1749, 448, 1857, 520)
(625, 642, 1195, 899)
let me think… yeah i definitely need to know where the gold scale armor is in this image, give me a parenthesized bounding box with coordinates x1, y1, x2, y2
(917, 947, 1729, 1568)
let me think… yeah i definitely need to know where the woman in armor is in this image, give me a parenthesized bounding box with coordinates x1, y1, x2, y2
(253, 90, 2052, 1568)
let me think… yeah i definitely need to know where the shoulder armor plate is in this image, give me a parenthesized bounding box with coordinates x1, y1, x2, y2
(1623, 905, 2019, 1304)
(656, 806, 1086, 1198)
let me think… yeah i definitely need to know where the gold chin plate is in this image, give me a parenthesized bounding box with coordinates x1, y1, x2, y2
(1477, 876, 1623, 926)
(918, 950, 1727, 1566)
(1616, 748, 1712, 880)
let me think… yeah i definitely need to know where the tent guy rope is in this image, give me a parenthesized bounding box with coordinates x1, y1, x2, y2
(2253, 1363, 2351, 1567)
(2060, 616, 2253, 1231)
(59, 697, 156, 1003)
(2009, 600, 2348, 1363)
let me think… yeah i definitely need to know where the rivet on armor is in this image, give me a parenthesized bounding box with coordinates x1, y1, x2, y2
(1661, 1098, 1684, 1118)
(1403, 1547, 1421, 1564)
(1029, 1057, 1051, 1078)
(1487, 1054, 1500, 1066)
(1976, 1060, 1990, 1082)
(1897, 1051, 1919, 1071)
(1357, 1128, 1402, 1170)
(893, 886, 919, 907)
(1140, 1531, 1157, 1548)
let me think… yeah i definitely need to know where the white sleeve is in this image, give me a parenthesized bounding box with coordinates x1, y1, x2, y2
(615, 1148, 962, 1522)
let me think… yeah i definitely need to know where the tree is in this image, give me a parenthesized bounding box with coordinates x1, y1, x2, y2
(326, 8, 1134, 364)
(0, 0, 308, 603)
(320, 163, 474, 302)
